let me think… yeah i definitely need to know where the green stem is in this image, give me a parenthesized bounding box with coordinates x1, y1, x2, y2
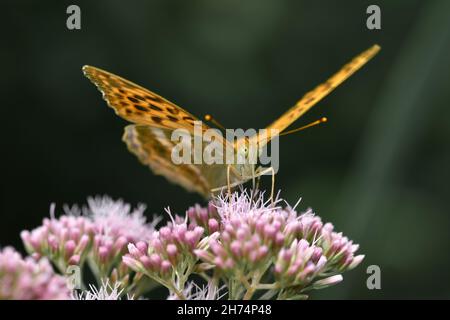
(256, 283, 278, 290)
(258, 289, 278, 300)
(243, 271, 263, 300)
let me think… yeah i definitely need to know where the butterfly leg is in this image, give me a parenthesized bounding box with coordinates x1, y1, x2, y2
(250, 164, 257, 201)
(227, 164, 232, 200)
(251, 165, 256, 189)
(269, 166, 275, 205)
(255, 176, 261, 193)
(250, 175, 261, 203)
(254, 166, 275, 205)
(210, 166, 244, 195)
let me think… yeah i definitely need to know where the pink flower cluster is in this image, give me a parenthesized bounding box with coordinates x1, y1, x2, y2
(120, 191, 364, 299)
(194, 208, 287, 272)
(187, 203, 220, 234)
(21, 215, 92, 271)
(0, 247, 70, 300)
(20, 196, 160, 295)
(123, 219, 205, 283)
(3, 191, 364, 300)
(86, 196, 159, 278)
(274, 239, 327, 287)
(320, 223, 364, 272)
(191, 192, 364, 294)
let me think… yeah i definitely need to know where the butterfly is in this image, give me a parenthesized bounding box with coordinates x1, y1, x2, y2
(83, 44, 380, 199)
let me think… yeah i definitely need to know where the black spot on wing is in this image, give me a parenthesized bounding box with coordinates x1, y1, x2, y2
(148, 95, 165, 104)
(128, 96, 139, 103)
(134, 105, 148, 112)
(167, 107, 179, 115)
(149, 104, 163, 112)
(151, 116, 163, 124)
(133, 94, 146, 101)
(167, 115, 178, 122)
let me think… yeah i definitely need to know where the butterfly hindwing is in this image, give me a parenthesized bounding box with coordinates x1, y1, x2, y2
(123, 125, 242, 198)
(123, 125, 212, 197)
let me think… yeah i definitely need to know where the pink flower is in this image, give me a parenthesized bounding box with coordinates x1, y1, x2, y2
(21, 215, 93, 271)
(0, 247, 70, 300)
(86, 196, 160, 278)
(274, 239, 327, 288)
(167, 281, 226, 300)
(192, 191, 364, 298)
(320, 223, 365, 272)
(186, 203, 221, 235)
(20, 196, 161, 296)
(72, 279, 133, 300)
(16, 191, 364, 300)
(194, 192, 322, 274)
(87, 196, 159, 243)
(123, 219, 205, 283)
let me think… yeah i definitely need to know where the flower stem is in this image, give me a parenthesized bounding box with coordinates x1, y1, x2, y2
(242, 271, 263, 300)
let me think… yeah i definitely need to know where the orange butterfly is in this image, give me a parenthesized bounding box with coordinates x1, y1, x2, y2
(83, 44, 380, 198)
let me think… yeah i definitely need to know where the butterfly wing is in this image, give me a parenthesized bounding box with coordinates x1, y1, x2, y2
(261, 45, 380, 142)
(123, 125, 239, 198)
(83, 66, 242, 197)
(83, 65, 202, 132)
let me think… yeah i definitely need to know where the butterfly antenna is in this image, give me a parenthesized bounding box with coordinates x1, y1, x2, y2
(279, 117, 328, 136)
(204, 114, 226, 131)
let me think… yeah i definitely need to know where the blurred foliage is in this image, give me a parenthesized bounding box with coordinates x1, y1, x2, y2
(1, 0, 449, 298)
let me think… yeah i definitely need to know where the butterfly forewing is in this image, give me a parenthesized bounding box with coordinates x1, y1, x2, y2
(263, 45, 380, 135)
(83, 65, 202, 132)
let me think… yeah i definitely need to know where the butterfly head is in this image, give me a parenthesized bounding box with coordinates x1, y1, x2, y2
(233, 137, 259, 177)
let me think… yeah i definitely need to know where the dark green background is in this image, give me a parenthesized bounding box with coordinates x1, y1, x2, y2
(2, 0, 450, 299)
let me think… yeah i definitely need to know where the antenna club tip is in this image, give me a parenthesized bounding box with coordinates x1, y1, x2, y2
(321, 117, 328, 123)
(204, 114, 212, 121)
